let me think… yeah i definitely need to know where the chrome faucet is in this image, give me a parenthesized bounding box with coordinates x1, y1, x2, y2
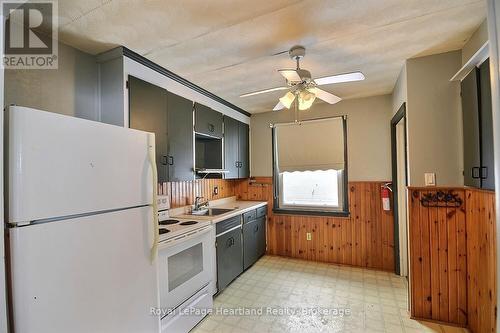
(194, 196, 208, 211)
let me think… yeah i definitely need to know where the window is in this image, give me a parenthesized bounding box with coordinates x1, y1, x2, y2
(272, 117, 348, 215)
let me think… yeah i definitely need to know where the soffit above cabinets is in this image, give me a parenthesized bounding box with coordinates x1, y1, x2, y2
(57, 0, 486, 114)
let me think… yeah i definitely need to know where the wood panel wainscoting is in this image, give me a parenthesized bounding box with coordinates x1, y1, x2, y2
(233, 178, 395, 272)
(408, 187, 497, 332)
(466, 189, 497, 333)
(160, 179, 239, 208)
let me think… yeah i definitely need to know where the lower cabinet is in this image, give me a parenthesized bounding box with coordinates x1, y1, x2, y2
(215, 206, 267, 293)
(216, 218, 243, 292)
(243, 216, 266, 270)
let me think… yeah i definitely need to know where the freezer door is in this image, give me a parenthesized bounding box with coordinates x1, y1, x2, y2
(9, 206, 160, 333)
(7, 106, 154, 224)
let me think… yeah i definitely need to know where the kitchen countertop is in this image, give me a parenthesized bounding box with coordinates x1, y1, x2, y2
(170, 196, 267, 223)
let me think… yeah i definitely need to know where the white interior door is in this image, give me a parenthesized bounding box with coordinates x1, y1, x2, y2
(0, 20, 7, 332)
(486, 2, 500, 331)
(396, 121, 409, 277)
(9, 206, 160, 333)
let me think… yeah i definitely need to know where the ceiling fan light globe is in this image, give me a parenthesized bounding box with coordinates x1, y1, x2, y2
(279, 92, 296, 109)
(298, 90, 316, 110)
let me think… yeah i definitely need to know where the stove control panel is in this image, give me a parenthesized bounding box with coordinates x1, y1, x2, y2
(157, 195, 170, 211)
(158, 210, 169, 222)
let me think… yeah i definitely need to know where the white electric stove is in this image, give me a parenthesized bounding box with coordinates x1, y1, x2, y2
(158, 214, 212, 242)
(156, 202, 215, 333)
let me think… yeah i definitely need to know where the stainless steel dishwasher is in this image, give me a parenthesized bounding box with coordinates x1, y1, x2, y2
(215, 215, 243, 293)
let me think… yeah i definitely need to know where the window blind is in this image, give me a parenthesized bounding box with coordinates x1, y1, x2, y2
(274, 117, 345, 172)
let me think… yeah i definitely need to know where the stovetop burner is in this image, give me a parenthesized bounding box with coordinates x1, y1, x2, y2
(159, 228, 170, 235)
(159, 219, 179, 226)
(179, 221, 198, 226)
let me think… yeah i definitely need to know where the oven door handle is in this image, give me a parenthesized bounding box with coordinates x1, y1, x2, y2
(159, 225, 213, 249)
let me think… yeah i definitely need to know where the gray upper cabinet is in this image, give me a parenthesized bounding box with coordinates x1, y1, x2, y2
(224, 116, 250, 179)
(460, 59, 495, 190)
(461, 68, 481, 188)
(167, 92, 194, 182)
(195, 103, 223, 138)
(129, 76, 194, 182)
(238, 122, 250, 178)
(129, 76, 169, 183)
(479, 59, 495, 190)
(224, 116, 240, 178)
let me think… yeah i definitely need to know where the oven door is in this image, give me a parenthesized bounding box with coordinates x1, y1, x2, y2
(158, 225, 214, 312)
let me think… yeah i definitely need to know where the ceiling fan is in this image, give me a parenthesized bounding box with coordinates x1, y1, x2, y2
(240, 45, 365, 112)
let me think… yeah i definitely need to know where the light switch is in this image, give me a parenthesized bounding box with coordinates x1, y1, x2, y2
(424, 173, 436, 186)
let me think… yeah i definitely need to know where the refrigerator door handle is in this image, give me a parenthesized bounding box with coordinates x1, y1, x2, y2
(148, 133, 159, 262)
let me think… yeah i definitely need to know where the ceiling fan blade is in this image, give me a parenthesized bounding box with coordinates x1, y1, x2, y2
(240, 86, 288, 98)
(278, 69, 302, 82)
(308, 88, 342, 105)
(314, 71, 365, 86)
(273, 101, 285, 111)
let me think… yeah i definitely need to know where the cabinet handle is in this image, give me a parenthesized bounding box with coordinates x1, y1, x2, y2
(254, 225, 259, 233)
(168, 155, 174, 166)
(226, 237, 234, 248)
(161, 156, 168, 165)
(235, 161, 239, 168)
(208, 124, 215, 132)
(480, 167, 488, 179)
(472, 167, 481, 179)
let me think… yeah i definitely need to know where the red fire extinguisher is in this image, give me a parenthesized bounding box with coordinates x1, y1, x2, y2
(381, 183, 392, 211)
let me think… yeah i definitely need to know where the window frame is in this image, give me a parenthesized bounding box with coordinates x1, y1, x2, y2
(272, 116, 349, 217)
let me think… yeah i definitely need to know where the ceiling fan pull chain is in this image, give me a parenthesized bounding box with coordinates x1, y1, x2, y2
(294, 98, 299, 123)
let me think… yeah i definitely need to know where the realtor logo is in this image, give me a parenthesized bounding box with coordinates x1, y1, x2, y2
(2, 0, 58, 69)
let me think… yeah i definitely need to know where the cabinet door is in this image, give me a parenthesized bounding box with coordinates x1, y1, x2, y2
(167, 92, 194, 181)
(243, 219, 258, 270)
(461, 69, 481, 188)
(128, 76, 168, 183)
(238, 122, 250, 178)
(194, 103, 223, 138)
(256, 216, 266, 259)
(479, 60, 495, 190)
(224, 116, 239, 179)
(216, 228, 243, 292)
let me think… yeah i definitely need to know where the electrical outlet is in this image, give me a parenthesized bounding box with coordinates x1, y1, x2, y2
(306, 232, 312, 241)
(213, 186, 219, 195)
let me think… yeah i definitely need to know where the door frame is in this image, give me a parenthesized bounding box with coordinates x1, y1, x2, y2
(391, 103, 408, 276)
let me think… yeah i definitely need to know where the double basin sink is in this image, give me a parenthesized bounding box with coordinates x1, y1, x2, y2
(189, 207, 234, 216)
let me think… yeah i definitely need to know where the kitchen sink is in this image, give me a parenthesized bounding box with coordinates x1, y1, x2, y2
(190, 208, 234, 216)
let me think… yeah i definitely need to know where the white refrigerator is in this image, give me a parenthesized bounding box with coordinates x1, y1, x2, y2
(6, 106, 160, 333)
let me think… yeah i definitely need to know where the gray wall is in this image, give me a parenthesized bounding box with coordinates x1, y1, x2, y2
(462, 19, 488, 65)
(4, 41, 99, 120)
(250, 94, 393, 181)
(392, 65, 407, 114)
(406, 50, 463, 187)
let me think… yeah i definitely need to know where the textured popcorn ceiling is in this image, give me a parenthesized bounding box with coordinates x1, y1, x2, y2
(57, 0, 485, 113)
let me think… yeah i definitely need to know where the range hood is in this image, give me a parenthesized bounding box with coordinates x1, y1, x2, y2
(195, 168, 229, 174)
